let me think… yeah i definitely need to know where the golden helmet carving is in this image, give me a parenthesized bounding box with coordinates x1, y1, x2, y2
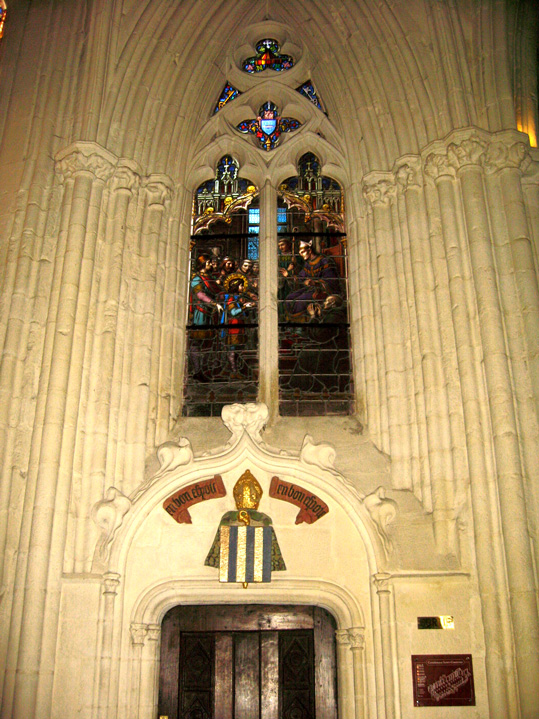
(233, 470, 263, 510)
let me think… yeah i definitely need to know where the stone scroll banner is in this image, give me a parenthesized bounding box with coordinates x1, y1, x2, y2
(164, 476, 226, 523)
(269, 477, 329, 524)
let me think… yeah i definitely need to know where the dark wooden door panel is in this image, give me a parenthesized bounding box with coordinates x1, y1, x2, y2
(234, 632, 260, 719)
(158, 605, 337, 719)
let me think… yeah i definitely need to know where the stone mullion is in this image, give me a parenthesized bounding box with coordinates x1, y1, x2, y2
(146, 177, 175, 451)
(10, 142, 115, 719)
(428, 160, 516, 718)
(335, 630, 355, 719)
(521, 167, 539, 261)
(259, 181, 278, 417)
(397, 160, 458, 553)
(457, 159, 539, 719)
(363, 176, 412, 490)
(74, 162, 140, 573)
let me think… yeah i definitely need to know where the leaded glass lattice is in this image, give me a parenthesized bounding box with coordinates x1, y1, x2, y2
(277, 154, 353, 416)
(185, 158, 259, 417)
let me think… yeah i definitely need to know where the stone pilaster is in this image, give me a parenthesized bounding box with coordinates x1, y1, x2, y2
(374, 573, 395, 719)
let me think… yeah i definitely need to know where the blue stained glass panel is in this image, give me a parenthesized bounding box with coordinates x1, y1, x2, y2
(214, 82, 241, 114)
(297, 81, 323, 110)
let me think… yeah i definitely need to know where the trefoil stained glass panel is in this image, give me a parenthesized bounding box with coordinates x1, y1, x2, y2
(242, 38, 294, 73)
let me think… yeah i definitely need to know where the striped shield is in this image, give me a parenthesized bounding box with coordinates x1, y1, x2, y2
(219, 525, 272, 583)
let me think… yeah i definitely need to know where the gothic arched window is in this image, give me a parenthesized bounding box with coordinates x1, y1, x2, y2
(184, 153, 353, 418)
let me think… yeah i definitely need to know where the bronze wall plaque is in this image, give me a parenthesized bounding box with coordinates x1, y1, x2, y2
(412, 654, 475, 706)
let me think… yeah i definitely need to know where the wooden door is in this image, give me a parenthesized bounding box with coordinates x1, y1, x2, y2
(158, 604, 337, 719)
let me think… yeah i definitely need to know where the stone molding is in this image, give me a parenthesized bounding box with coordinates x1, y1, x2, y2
(54, 140, 174, 199)
(423, 128, 533, 180)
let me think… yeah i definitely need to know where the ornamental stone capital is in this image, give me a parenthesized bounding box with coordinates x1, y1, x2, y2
(143, 174, 175, 207)
(394, 156, 422, 192)
(348, 627, 366, 649)
(102, 571, 121, 595)
(483, 140, 530, 175)
(373, 571, 392, 593)
(110, 159, 142, 194)
(362, 173, 396, 207)
(55, 141, 117, 183)
(130, 622, 148, 646)
(146, 624, 161, 642)
(335, 629, 351, 647)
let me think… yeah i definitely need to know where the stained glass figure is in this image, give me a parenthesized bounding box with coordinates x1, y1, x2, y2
(237, 101, 301, 151)
(213, 82, 241, 114)
(0, 3, 6, 40)
(277, 153, 353, 416)
(185, 157, 260, 417)
(296, 81, 324, 111)
(242, 38, 294, 73)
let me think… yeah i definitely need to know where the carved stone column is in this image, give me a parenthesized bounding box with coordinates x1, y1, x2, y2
(362, 174, 412, 492)
(395, 158, 460, 554)
(97, 572, 121, 719)
(128, 622, 149, 718)
(348, 627, 366, 719)
(374, 573, 395, 719)
(425, 129, 539, 719)
(123, 175, 173, 491)
(451, 133, 539, 719)
(10, 142, 115, 719)
(335, 629, 355, 719)
(140, 624, 161, 719)
(75, 159, 141, 573)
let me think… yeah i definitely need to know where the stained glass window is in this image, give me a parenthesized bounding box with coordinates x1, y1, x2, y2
(237, 101, 301, 151)
(213, 82, 241, 114)
(185, 157, 260, 417)
(0, 3, 6, 40)
(277, 154, 353, 416)
(242, 38, 294, 73)
(296, 81, 324, 111)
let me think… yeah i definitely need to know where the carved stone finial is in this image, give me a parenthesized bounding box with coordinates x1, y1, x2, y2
(221, 403, 269, 441)
(363, 486, 397, 554)
(156, 438, 194, 474)
(92, 488, 132, 564)
(300, 434, 336, 471)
